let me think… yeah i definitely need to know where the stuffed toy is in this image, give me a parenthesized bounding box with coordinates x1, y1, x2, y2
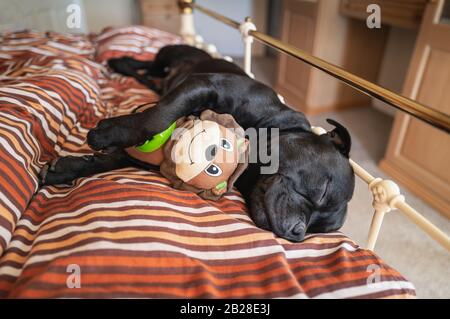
(126, 108, 249, 200)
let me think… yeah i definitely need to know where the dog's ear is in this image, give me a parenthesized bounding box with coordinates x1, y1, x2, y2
(326, 119, 351, 158)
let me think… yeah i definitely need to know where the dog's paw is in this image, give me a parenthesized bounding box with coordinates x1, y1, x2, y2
(87, 119, 118, 152)
(107, 57, 133, 72)
(39, 156, 89, 186)
(87, 116, 146, 152)
(39, 164, 50, 185)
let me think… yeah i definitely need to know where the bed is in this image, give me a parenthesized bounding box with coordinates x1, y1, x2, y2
(0, 26, 419, 298)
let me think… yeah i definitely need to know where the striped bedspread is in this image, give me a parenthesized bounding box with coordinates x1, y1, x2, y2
(0, 26, 415, 298)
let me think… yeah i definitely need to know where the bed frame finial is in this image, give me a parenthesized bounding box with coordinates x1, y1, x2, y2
(178, 0, 193, 14)
(366, 179, 405, 250)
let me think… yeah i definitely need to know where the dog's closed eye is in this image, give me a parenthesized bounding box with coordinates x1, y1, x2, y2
(318, 178, 330, 205)
(293, 176, 330, 207)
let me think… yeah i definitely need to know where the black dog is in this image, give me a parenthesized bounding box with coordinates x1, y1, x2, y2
(41, 44, 355, 242)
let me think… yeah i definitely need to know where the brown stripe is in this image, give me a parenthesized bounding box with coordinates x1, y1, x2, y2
(35, 180, 245, 211)
(0, 215, 14, 233)
(304, 274, 407, 297)
(23, 200, 239, 228)
(17, 235, 281, 257)
(20, 273, 297, 293)
(0, 154, 34, 198)
(0, 114, 42, 166)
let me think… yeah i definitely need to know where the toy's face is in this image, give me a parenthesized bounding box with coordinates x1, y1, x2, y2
(172, 120, 246, 195)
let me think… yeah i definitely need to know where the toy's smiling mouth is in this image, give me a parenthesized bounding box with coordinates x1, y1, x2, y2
(188, 129, 206, 164)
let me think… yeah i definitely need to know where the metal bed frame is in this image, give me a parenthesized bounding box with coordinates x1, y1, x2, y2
(176, 0, 450, 252)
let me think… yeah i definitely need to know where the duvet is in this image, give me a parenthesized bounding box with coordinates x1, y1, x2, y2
(0, 26, 415, 298)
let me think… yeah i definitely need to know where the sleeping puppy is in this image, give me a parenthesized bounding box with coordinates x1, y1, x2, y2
(41, 44, 355, 242)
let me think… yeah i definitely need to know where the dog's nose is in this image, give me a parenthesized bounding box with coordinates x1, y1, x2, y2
(285, 222, 306, 242)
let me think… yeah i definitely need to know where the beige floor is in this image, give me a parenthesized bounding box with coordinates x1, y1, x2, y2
(235, 56, 450, 298)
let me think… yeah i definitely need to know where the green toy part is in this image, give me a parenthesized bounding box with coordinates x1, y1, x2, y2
(215, 181, 227, 190)
(136, 122, 177, 153)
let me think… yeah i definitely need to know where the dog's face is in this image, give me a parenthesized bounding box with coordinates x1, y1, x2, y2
(249, 120, 355, 242)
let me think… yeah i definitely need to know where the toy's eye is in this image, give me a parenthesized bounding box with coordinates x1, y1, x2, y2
(220, 138, 233, 152)
(205, 144, 217, 161)
(205, 164, 222, 177)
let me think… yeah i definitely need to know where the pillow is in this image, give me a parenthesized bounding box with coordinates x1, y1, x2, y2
(93, 25, 183, 64)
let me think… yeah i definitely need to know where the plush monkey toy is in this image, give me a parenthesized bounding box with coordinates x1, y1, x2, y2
(126, 108, 249, 200)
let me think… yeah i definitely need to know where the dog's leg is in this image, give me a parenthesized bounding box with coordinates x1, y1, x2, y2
(87, 75, 219, 152)
(108, 57, 161, 93)
(108, 57, 155, 76)
(87, 73, 310, 153)
(109, 56, 168, 77)
(40, 151, 132, 185)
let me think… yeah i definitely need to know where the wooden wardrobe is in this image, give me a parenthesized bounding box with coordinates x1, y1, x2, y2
(380, 0, 450, 218)
(275, 0, 388, 115)
(139, 0, 180, 34)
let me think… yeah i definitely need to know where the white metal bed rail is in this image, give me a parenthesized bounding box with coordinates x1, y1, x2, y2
(177, 0, 450, 252)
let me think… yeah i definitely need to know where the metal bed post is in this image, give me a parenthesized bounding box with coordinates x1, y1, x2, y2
(179, 0, 221, 58)
(178, 0, 196, 45)
(177, 0, 450, 253)
(239, 17, 256, 78)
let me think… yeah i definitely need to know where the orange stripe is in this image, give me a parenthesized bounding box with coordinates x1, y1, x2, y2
(0, 162, 29, 208)
(12, 276, 298, 298)
(20, 265, 295, 289)
(0, 203, 17, 225)
(28, 229, 273, 252)
(19, 255, 285, 277)
(12, 251, 379, 290)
